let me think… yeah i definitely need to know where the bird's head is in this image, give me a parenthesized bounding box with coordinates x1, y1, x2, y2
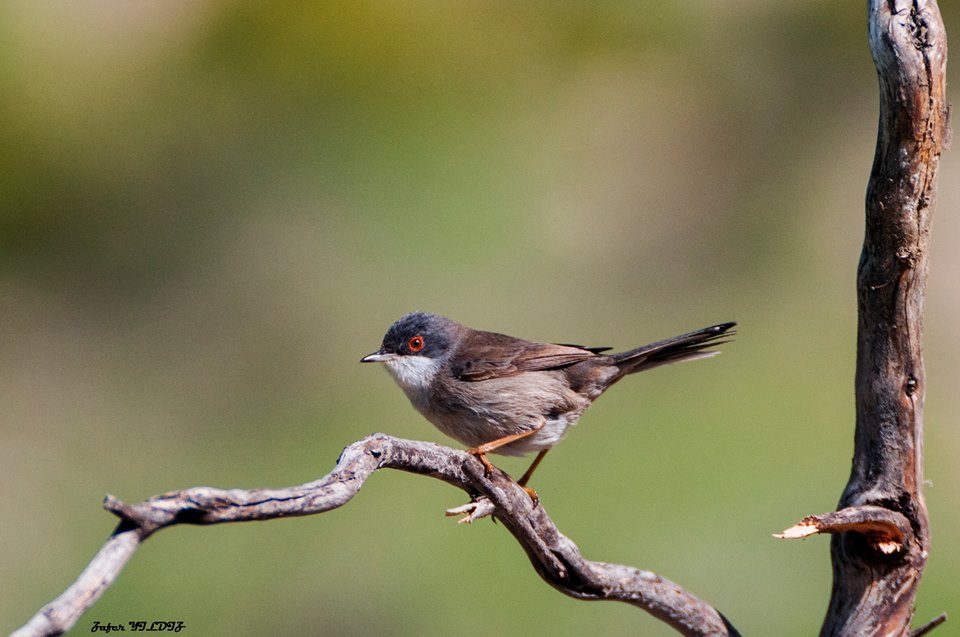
(361, 312, 461, 391)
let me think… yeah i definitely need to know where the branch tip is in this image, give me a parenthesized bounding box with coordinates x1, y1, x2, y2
(445, 497, 496, 524)
(778, 506, 911, 553)
(911, 613, 948, 637)
(773, 523, 819, 540)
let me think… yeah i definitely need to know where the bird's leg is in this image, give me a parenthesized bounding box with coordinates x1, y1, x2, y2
(466, 421, 545, 479)
(518, 449, 549, 487)
(514, 449, 550, 503)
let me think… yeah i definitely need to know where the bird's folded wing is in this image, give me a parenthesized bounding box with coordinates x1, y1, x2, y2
(454, 336, 602, 381)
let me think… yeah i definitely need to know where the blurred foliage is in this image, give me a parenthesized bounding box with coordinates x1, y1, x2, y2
(2, 1, 958, 636)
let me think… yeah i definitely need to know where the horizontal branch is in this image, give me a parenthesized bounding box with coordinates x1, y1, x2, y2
(13, 433, 739, 637)
(775, 505, 914, 555)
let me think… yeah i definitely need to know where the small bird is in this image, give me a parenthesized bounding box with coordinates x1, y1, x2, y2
(361, 312, 734, 494)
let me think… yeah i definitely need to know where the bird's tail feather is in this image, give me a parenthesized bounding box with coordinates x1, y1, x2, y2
(612, 322, 736, 377)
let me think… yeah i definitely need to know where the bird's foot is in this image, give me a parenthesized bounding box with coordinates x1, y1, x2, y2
(466, 447, 496, 477)
(522, 485, 540, 505)
(465, 448, 540, 504)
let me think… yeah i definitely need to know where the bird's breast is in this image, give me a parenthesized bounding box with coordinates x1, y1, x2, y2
(421, 371, 592, 455)
(383, 355, 442, 403)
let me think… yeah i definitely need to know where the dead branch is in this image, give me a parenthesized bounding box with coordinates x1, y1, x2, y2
(778, 1, 949, 635)
(12, 434, 739, 637)
(911, 614, 949, 637)
(775, 505, 914, 555)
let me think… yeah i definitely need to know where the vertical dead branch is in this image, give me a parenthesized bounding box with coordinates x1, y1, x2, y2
(816, 1, 948, 635)
(778, 0, 948, 634)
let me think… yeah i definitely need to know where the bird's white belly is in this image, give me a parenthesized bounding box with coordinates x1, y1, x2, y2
(425, 388, 587, 456)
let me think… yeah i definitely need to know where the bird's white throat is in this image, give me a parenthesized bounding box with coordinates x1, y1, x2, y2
(383, 355, 441, 393)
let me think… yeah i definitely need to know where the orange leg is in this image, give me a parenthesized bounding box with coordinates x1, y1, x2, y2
(467, 424, 547, 503)
(467, 422, 545, 478)
(518, 449, 549, 487)
(516, 449, 550, 503)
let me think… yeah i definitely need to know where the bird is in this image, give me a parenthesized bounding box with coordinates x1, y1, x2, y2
(361, 312, 734, 496)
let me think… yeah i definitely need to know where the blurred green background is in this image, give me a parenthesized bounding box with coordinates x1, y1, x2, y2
(2, 1, 957, 635)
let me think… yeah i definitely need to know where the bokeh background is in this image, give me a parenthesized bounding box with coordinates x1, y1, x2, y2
(2, 2, 957, 635)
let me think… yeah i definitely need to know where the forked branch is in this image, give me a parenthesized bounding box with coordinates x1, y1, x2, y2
(13, 434, 739, 637)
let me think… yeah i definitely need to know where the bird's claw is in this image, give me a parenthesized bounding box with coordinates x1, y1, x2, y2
(522, 485, 540, 505)
(466, 448, 496, 477)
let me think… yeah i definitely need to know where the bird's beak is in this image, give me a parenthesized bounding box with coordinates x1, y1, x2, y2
(360, 350, 397, 363)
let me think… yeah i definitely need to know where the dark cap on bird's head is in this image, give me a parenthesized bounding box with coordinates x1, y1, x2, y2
(360, 312, 461, 363)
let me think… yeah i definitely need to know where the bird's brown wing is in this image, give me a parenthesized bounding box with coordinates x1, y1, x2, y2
(453, 331, 602, 381)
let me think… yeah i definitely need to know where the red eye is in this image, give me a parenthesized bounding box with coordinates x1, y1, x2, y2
(407, 335, 425, 352)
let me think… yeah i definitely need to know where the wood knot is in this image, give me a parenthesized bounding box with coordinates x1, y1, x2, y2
(904, 376, 918, 397)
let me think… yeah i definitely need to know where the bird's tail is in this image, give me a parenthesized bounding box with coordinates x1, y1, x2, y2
(612, 322, 736, 377)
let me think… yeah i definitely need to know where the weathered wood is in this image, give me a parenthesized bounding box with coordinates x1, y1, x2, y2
(12, 434, 738, 637)
(823, 1, 948, 635)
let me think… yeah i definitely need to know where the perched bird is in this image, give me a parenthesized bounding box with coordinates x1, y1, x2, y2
(361, 312, 734, 493)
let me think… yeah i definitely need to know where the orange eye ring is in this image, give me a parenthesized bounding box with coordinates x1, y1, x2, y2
(407, 335, 425, 352)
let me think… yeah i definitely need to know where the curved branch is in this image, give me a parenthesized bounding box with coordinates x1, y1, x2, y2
(12, 434, 739, 637)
